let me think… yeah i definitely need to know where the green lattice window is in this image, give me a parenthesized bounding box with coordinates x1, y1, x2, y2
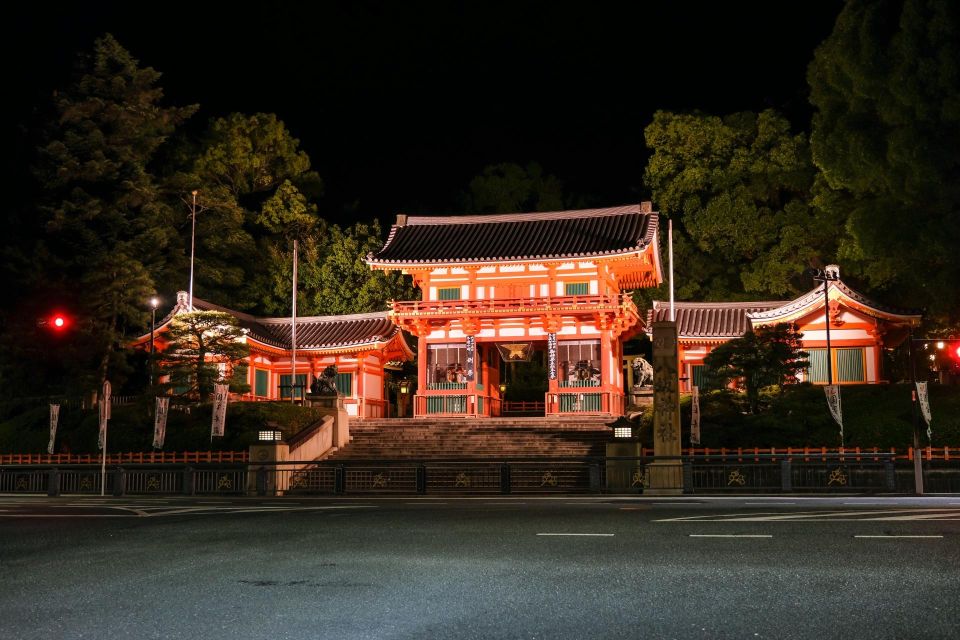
(691, 365, 706, 390)
(254, 369, 269, 397)
(280, 374, 306, 399)
(564, 282, 589, 296)
(837, 348, 865, 382)
(438, 287, 461, 301)
(335, 372, 353, 397)
(806, 349, 828, 383)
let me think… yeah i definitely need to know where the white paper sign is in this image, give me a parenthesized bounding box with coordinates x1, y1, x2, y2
(916, 382, 932, 440)
(211, 384, 229, 437)
(48, 404, 60, 455)
(154, 397, 170, 449)
(824, 384, 843, 439)
(690, 386, 701, 446)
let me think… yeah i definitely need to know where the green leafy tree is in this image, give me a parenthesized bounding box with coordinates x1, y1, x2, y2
(32, 34, 196, 390)
(463, 162, 567, 213)
(644, 109, 840, 301)
(306, 221, 417, 315)
(808, 0, 960, 327)
(703, 323, 809, 414)
(161, 311, 250, 401)
(172, 113, 324, 312)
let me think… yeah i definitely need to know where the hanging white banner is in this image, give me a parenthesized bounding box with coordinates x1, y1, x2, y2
(916, 382, 932, 440)
(824, 384, 843, 438)
(547, 333, 557, 380)
(690, 386, 701, 446)
(98, 380, 111, 450)
(465, 335, 476, 382)
(48, 404, 60, 455)
(153, 397, 170, 449)
(211, 384, 229, 437)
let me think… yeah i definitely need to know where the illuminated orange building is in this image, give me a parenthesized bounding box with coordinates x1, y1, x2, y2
(367, 204, 662, 417)
(648, 266, 921, 390)
(135, 292, 413, 417)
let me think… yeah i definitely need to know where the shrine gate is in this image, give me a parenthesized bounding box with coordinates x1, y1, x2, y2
(367, 203, 662, 417)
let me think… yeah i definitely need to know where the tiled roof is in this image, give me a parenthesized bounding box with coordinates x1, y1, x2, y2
(747, 280, 922, 324)
(648, 301, 783, 339)
(156, 293, 402, 351)
(368, 204, 658, 264)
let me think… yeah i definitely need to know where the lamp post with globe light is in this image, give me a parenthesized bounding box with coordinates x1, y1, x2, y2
(149, 297, 159, 387)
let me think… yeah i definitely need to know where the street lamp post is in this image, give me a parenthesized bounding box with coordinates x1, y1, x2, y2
(149, 297, 159, 387)
(805, 266, 840, 386)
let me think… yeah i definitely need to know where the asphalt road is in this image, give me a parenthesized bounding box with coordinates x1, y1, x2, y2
(1, 495, 958, 640)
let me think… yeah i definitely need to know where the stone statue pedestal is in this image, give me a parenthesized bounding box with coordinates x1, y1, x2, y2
(305, 394, 350, 448)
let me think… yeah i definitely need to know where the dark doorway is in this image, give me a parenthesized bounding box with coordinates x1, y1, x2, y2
(499, 342, 547, 416)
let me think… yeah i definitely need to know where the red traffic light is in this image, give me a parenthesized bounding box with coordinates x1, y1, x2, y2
(53, 316, 66, 328)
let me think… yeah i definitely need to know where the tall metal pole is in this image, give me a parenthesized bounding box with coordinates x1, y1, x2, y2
(823, 278, 833, 387)
(188, 190, 198, 310)
(668, 218, 675, 322)
(291, 239, 298, 404)
(907, 334, 924, 495)
(149, 297, 158, 387)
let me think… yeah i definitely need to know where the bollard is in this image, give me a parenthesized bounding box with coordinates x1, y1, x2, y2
(334, 465, 345, 494)
(780, 459, 793, 492)
(256, 467, 267, 497)
(884, 460, 896, 492)
(47, 468, 60, 497)
(500, 463, 511, 495)
(182, 466, 194, 495)
(416, 464, 427, 494)
(589, 464, 601, 493)
(112, 467, 126, 497)
(682, 460, 694, 494)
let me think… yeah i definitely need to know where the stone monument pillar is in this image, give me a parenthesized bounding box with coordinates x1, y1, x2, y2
(648, 321, 683, 493)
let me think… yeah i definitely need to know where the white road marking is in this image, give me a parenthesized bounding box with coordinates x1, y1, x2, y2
(689, 534, 773, 538)
(405, 502, 447, 505)
(745, 502, 795, 506)
(537, 533, 614, 537)
(486, 502, 526, 505)
(854, 535, 943, 539)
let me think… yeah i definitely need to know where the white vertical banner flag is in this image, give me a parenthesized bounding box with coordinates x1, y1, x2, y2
(211, 384, 229, 437)
(48, 404, 60, 455)
(153, 397, 170, 449)
(98, 380, 111, 450)
(547, 333, 557, 380)
(916, 382, 932, 440)
(824, 385, 843, 440)
(690, 386, 701, 446)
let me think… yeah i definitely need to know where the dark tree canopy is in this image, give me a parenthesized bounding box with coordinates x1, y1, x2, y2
(808, 0, 960, 327)
(644, 109, 839, 302)
(161, 311, 250, 401)
(31, 34, 196, 385)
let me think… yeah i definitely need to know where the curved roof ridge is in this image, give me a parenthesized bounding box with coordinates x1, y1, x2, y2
(258, 310, 390, 324)
(403, 204, 649, 226)
(652, 300, 784, 310)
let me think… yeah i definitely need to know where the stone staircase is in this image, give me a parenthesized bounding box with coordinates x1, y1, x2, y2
(322, 417, 614, 461)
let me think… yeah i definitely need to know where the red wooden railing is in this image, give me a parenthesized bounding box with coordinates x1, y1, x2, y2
(391, 293, 638, 317)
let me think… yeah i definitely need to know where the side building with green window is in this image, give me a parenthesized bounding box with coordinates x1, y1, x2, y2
(646, 266, 921, 391)
(134, 291, 415, 419)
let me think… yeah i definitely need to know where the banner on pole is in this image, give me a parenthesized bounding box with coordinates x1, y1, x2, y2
(824, 384, 843, 437)
(916, 381, 932, 440)
(98, 380, 111, 450)
(547, 333, 557, 380)
(211, 384, 229, 437)
(690, 386, 701, 446)
(153, 397, 170, 449)
(48, 404, 60, 455)
(465, 335, 476, 382)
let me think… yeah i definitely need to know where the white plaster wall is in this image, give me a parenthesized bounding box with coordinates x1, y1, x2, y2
(429, 329, 446, 339)
(364, 372, 381, 399)
(803, 329, 873, 341)
(478, 328, 497, 338)
(499, 328, 527, 337)
(865, 346, 877, 382)
(429, 286, 437, 301)
(590, 281, 599, 294)
(540, 284, 549, 296)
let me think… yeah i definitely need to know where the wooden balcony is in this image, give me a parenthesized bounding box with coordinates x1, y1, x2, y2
(390, 293, 639, 319)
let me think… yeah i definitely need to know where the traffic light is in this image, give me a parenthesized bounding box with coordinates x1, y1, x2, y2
(38, 312, 71, 332)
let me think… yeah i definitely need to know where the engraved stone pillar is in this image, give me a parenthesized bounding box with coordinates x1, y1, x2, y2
(648, 321, 683, 494)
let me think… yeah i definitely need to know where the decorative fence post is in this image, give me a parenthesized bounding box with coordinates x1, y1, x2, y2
(500, 463, 511, 495)
(182, 466, 194, 495)
(112, 467, 126, 497)
(780, 459, 793, 492)
(416, 464, 427, 494)
(884, 460, 896, 492)
(682, 460, 694, 494)
(47, 467, 60, 497)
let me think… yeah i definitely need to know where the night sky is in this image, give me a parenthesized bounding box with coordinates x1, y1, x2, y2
(7, 1, 843, 225)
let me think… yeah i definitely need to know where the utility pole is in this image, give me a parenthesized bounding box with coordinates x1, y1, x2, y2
(187, 190, 200, 310)
(291, 239, 298, 404)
